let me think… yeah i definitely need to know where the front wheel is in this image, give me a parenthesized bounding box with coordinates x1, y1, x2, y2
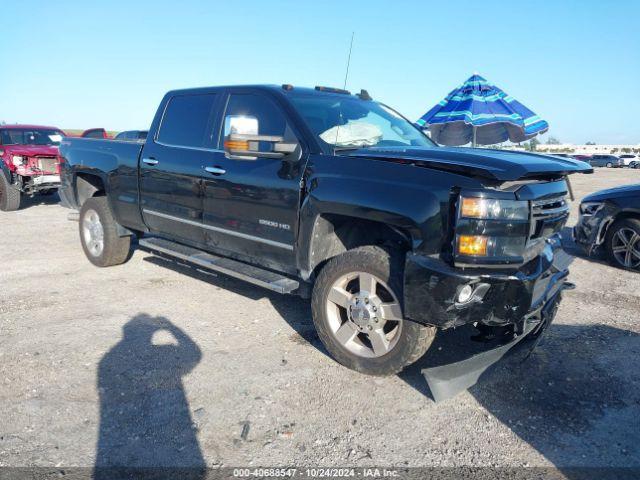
(311, 246, 436, 376)
(0, 174, 21, 211)
(606, 162, 613, 168)
(606, 218, 640, 271)
(79, 197, 131, 267)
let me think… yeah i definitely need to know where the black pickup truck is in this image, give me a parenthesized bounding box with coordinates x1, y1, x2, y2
(58, 84, 591, 376)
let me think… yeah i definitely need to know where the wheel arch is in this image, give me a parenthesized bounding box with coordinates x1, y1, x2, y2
(299, 211, 414, 281)
(75, 172, 106, 206)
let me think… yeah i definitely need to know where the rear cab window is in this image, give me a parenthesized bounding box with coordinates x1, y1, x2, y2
(157, 93, 219, 148)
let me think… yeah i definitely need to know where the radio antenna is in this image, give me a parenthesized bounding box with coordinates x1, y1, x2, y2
(343, 32, 355, 90)
(333, 32, 355, 153)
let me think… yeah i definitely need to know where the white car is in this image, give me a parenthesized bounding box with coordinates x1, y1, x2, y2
(619, 154, 639, 168)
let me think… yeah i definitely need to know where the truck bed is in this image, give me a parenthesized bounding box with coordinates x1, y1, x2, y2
(58, 137, 144, 229)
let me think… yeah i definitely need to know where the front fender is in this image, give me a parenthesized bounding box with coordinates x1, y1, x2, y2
(296, 172, 447, 277)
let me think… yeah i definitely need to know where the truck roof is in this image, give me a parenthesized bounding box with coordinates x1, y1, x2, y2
(165, 84, 364, 100)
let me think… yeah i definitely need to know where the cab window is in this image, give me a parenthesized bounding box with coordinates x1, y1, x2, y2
(219, 93, 296, 153)
(157, 94, 218, 148)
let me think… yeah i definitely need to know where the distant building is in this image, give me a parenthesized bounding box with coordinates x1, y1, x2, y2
(536, 144, 640, 155)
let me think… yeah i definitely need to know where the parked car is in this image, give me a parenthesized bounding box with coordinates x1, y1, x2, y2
(574, 184, 640, 270)
(58, 84, 591, 376)
(114, 130, 148, 142)
(619, 154, 639, 168)
(80, 128, 109, 139)
(588, 154, 623, 168)
(0, 124, 64, 211)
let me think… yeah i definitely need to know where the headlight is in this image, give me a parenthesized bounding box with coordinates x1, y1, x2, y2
(455, 195, 530, 264)
(460, 197, 529, 220)
(12, 155, 24, 166)
(580, 201, 603, 216)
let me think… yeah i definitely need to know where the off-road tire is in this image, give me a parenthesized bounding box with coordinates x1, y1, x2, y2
(79, 197, 131, 267)
(605, 218, 640, 271)
(0, 173, 21, 211)
(311, 246, 436, 376)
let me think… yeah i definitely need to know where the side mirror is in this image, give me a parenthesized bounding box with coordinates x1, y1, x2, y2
(224, 133, 300, 161)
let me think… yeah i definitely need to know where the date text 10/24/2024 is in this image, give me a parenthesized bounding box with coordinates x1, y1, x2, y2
(233, 468, 400, 478)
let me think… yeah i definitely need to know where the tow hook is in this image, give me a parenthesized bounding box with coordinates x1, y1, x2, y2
(562, 281, 576, 291)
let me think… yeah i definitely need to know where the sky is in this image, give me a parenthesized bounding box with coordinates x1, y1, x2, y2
(1, 0, 638, 144)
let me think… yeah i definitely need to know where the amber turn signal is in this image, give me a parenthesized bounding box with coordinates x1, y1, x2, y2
(458, 235, 488, 256)
(460, 197, 485, 218)
(224, 140, 249, 150)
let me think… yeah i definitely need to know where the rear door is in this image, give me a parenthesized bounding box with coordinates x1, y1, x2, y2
(140, 92, 223, 247)
(199, 89, 306, 271)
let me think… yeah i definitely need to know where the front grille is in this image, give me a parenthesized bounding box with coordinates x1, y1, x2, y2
(35, 156, 58, 174)
(530, 195, 570, 240)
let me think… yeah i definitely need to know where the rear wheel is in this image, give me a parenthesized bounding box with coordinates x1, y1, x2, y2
(606, 162, 613, 168)
(606, 218, 640, 271)
(0, 173, 21, 211)
(79, 197, 131, 267)
(311, 246, 436, 376)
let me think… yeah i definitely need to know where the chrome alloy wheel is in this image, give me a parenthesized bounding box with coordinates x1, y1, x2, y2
(82, 208, 105, 257)
(325, 271, 403, 358)
(612, 227, 640, 269)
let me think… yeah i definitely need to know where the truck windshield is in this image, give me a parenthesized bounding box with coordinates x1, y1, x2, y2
(0, 129, 64, 146)
(289, 95, 435, 152)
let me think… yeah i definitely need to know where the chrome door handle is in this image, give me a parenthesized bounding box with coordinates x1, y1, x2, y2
(142, 158, 159, 166)
(205, 166, 226, 175)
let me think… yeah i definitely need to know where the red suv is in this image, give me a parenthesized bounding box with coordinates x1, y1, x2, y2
(0, 124, 65, 211)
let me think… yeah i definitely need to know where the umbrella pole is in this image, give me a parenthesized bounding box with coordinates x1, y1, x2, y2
(472, 126, 477, 148)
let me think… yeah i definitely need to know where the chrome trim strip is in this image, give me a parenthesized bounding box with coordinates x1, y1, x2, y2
(142, 209, 294, 251)
(153, 140, 225, 154)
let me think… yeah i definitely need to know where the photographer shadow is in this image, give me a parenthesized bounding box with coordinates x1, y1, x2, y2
(94, 313, 205, 480)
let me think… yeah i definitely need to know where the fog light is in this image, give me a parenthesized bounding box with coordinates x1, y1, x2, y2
(457, 284, 474, 303)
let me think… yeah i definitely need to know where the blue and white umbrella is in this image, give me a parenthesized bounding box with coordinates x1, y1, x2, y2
(416, 74, 549, 146)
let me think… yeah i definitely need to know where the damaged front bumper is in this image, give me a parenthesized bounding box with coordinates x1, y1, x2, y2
(422, 284, 570, 401)
(404, 234, 572, 332)
(573, 204, 616, 255)
(404, 234, 575, 400)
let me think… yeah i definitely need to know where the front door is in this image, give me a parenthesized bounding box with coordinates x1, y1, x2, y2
(200, 91, 306, 272)
(140, 93, 222, 247)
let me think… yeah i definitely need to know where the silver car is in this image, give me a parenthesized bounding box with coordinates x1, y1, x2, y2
(589, 154, 623, 168)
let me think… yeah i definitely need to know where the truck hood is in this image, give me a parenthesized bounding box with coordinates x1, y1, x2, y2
(1, 145, 59, 157)
(583, 184, 640, 202)
(345, 146, 593, 182)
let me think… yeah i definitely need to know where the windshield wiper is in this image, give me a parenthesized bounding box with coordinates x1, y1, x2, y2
(333, 146, 369, 153)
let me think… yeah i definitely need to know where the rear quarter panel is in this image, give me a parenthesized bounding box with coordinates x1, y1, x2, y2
(59, 138, 145, 230)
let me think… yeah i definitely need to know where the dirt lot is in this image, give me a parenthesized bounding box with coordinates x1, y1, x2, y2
(1, 168, 639, 472)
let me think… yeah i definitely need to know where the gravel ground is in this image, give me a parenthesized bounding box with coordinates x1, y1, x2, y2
(0, 168, 639, 472)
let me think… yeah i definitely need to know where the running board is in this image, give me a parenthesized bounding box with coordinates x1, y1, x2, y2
(139, 237, 300, 294)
